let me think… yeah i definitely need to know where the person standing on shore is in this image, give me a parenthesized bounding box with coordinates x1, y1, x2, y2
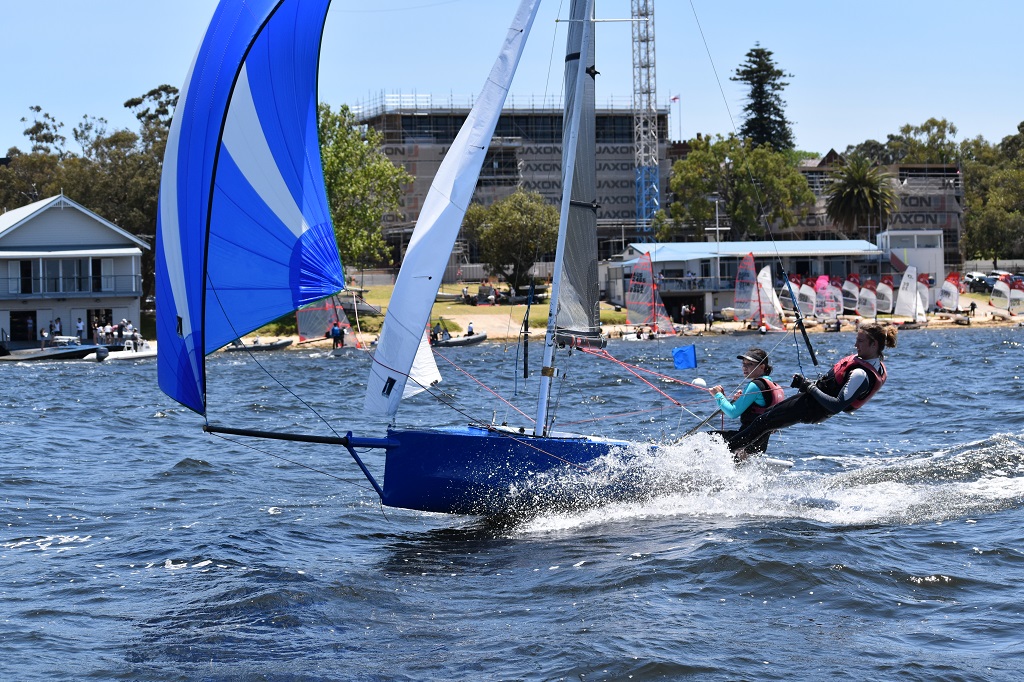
(726, 321, 897, 458)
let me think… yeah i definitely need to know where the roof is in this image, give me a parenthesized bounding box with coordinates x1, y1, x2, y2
(0, 247, 141, 258)
(621, 239, 882, 264)
(0, 194, 151, 250)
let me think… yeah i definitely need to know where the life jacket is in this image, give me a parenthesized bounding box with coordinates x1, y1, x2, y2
(739, 376, 786, 426)
(816, 354, 886, 412)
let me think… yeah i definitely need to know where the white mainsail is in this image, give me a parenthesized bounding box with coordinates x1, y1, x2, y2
(1010, 280, 1024, 315)
(364, 0, 541, 416)
(876, 279, 894, 314)
(894, 266, 925, 321)
(991, 278, 1011, 311)
(756, 266, 785, 330)
(937, 272, 960, 311)
(857, 287, 877, 318)
(797, 283, 816, 317)
(841, 275, 860, 312)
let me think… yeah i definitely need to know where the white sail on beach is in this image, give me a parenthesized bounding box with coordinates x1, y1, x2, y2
(756, 266, 785, 330)
(1010, 280, 1024, 315)
(857, 286, 877, 318)
(797, 283, 816, 317)
(364, 0, 541, 416)
(876, 278, 894, 314)
(990, 277, 1011, 311)
(841, 274, 860, 312)
(937, 272, 960, 311)
(916, 275, 931, 313)
(894, 266, 926, 321)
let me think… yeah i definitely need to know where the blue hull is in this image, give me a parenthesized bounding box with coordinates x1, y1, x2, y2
(379, 425, 635, 515)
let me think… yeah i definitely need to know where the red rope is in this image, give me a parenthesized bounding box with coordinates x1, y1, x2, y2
(433, 349, 535, 422)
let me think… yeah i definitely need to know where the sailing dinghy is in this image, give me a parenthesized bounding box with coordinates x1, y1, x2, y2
(157, 0, 784, 516)
(624, 252, 676, 338)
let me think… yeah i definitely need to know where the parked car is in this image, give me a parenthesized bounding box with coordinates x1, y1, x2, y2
(969, 276, 996, 293)
(963, 271, 987, 283)
(989, 270, 1012, 278)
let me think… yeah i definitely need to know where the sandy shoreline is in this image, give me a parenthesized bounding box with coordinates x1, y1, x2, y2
(244, 297, 1020, 349)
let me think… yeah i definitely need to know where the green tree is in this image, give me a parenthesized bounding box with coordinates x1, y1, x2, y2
(889, 118, 960, 164)
(824, 156, 898, 240)
(960, 123, 1024, 266)
(846, 118, 960, 166)
(665, 134, 814, 240)
(731, 43, 794, 152)
(469, 191, 559, 290)
(319, 103, 411, 268)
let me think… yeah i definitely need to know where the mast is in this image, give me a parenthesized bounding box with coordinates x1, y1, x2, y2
(535, 0, 594, 436)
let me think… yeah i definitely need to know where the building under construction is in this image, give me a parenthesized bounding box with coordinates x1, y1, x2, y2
(354, 92, 674, 264)
(355, 94, 964, 275)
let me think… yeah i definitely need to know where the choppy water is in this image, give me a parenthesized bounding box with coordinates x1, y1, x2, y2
(3, 326, 1023, 680)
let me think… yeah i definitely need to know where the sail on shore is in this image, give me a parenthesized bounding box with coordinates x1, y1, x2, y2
(814, 275, 839, 319)
(841, 274, 860, 312)
(756, 266, 785, 330)
(894, 266, 923, 319)
(297, 296, 357, 346)
(876, 275, 894, 314)
(626, 252, 675, 333)
(797, 283, 816, 317)
(857, 278, 878, 318)
(991, 277, 1011, 311)
(364, 0, 541, 417)
(1010, 279, 1024, 315)
(156, 0, 344, 414)
(917, 273, 932, 313)
(937, 272, 960, 311)
(733, 253, 757, 322)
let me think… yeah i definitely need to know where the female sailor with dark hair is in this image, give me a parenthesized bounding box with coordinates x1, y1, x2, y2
(726, 322, 898, 458)
(709, 347, 784, 455)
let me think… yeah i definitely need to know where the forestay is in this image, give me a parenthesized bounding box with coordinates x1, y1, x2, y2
(364, 0, 541, 417)
(156, 0, 345, 415)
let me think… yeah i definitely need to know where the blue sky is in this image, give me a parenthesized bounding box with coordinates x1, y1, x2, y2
(2, 0, 1021, 157)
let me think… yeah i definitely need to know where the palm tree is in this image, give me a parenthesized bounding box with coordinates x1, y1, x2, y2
(825, 156, 898, 241)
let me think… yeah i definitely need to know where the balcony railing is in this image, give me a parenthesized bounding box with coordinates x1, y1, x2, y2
(657, 276, 733, 293)
(1, 274, 141, 299)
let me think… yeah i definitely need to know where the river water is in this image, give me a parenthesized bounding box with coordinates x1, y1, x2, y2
(3, 326, 1023, 680)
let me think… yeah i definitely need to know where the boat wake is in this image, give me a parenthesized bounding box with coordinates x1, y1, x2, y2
(510, 432, 1024, 533)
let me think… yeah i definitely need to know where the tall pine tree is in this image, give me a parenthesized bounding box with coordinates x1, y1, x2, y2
(731, 43, 795, 152)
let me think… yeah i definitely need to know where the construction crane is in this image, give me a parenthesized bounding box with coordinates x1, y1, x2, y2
(631, 0, 659, 241)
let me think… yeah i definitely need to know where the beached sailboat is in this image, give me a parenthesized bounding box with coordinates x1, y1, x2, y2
(893, 266, 927, 324)
(876, 275, 895, 314)
(841, 274, 860, 313)
(755, 266, 786, 331)
(857, 278, 878, 319)
(1010, 279, 1024, 316)
(813, 275, 841, 320)
(989, 275, 1022, 318)
(797, 280, 816, 317)
(624, 252, 676, 338)
(159, 0, 728, 515)
(936, 272, 961, 312)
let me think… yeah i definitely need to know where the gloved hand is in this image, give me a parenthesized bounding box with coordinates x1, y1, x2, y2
(791, 373, 811, 392)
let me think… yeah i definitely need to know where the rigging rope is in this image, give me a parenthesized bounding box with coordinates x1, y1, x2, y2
(688, 0, 819, 371)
